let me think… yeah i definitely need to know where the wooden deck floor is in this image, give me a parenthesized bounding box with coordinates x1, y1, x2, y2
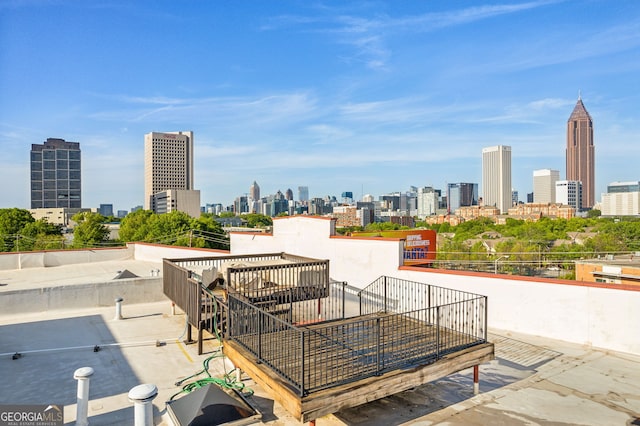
(223, 313, 494, 422)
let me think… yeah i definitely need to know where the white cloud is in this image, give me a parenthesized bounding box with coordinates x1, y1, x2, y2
(263, 1, 558, 69)
(88, 92, 319, 128)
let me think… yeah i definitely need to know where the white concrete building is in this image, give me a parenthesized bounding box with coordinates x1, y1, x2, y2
(416, 187, 438, 219)
(482, 145, 512, 213)
(601, 191, 640, 216)
(29, 207, 92, 227)
(150, 189, 201, 218)
(533, 169, 560, 203)
(555, 180, 582, 211)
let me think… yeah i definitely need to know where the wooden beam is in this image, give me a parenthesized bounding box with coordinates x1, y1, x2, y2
(224, 340, 494, 423)
(223, 342, 303, 419)
(300, 343, 494, 422)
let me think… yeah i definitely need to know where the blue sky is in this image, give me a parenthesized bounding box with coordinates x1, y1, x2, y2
(1, 0, 639, 212)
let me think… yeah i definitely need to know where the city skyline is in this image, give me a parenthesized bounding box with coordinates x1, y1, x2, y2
(2, 1, 640, 212)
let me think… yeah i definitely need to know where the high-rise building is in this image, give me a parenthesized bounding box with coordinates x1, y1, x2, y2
(249, 181, 260, 200)
(601, 191, 640, 216)
(144, 131, 195, 211)
(380, 194, 401, 211)
(482, 145, 512, 214)
(566, 96, 595, 209)
(601, 181, 640, 217)
(298, 186, 309, 202)
(527, 192, 534, 203)
(533, 169, 560, 204)
(511, 189, 519, 206)
(285, 188, 293, 201)
(233, 195, 249, 214)
(417, 187, 438, 219)
(151, 189, 201, 218)
(309, 198, 325, 215)
(607, 181, 640, 193)
(447, 183, 478, 213)
(30, 138, 82, 209)
(556, 180, 582, 211)
(98, 204, 113, 217)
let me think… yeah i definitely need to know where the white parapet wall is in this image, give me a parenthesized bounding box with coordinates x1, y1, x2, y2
(1, 277, 165, 315)
(230, 215, 640, 355)
(0, 246, 133, 270)
(0, 244, 232, 314)
(130, 242, 231, 262)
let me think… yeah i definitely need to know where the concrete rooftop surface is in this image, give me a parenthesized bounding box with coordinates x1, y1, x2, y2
(0, 258, 162, 290)
(1, 300, 639, 426)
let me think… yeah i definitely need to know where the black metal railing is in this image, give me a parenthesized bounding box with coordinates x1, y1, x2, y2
(224, 259, 330, 303)
(358, 275, 482, 315)
(164, 254, 332, 354)
(163, 258, 488, 394)
(222, 276, 488, 396)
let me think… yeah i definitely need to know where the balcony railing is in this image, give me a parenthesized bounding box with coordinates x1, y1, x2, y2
(223, 276, 487, 396)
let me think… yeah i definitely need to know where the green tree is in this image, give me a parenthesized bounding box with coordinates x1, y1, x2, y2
(20, 219, 64, 251)
(148, 211, 193, 244)
(0, 208, 35, 251)
(119, 210, 229, 248)
(336, 226, 364, 235)
(435, 222, 452, 233)
(453, 217, 495, 241)
(586, 209, 601, 218)
(583, 233, 628, 254)
(365, 222, 401, 232)
(243, 213, 272, 228)
(71, 212, 110, 248)
(190, 215, 229, 249)
(593, 219, 640, 251)
(119, 209, 154, 242)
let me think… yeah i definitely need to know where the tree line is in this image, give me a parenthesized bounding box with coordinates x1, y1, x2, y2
(0, 208, 230, 251)
(3, 207, 640, 268)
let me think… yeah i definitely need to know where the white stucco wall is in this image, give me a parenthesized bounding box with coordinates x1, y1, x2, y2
(230, 216, 640, 355)
(130, 243, 230, 262)
(0, 247, 133, 270)
(231, 216, 403, 285)
(2, 278, 165, 315)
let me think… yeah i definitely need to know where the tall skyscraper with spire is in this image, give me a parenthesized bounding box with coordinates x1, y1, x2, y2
(566, 95, 595, 209)
(249, 181, 260, 200)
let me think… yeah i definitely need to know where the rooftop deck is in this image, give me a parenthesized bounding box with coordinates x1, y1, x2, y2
(1, 301, 638, 425)
(163, 253, 493, 422)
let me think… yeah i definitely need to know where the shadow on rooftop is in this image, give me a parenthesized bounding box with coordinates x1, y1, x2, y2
(333, 333, 561, 425)
(0, 315, 141, 406)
